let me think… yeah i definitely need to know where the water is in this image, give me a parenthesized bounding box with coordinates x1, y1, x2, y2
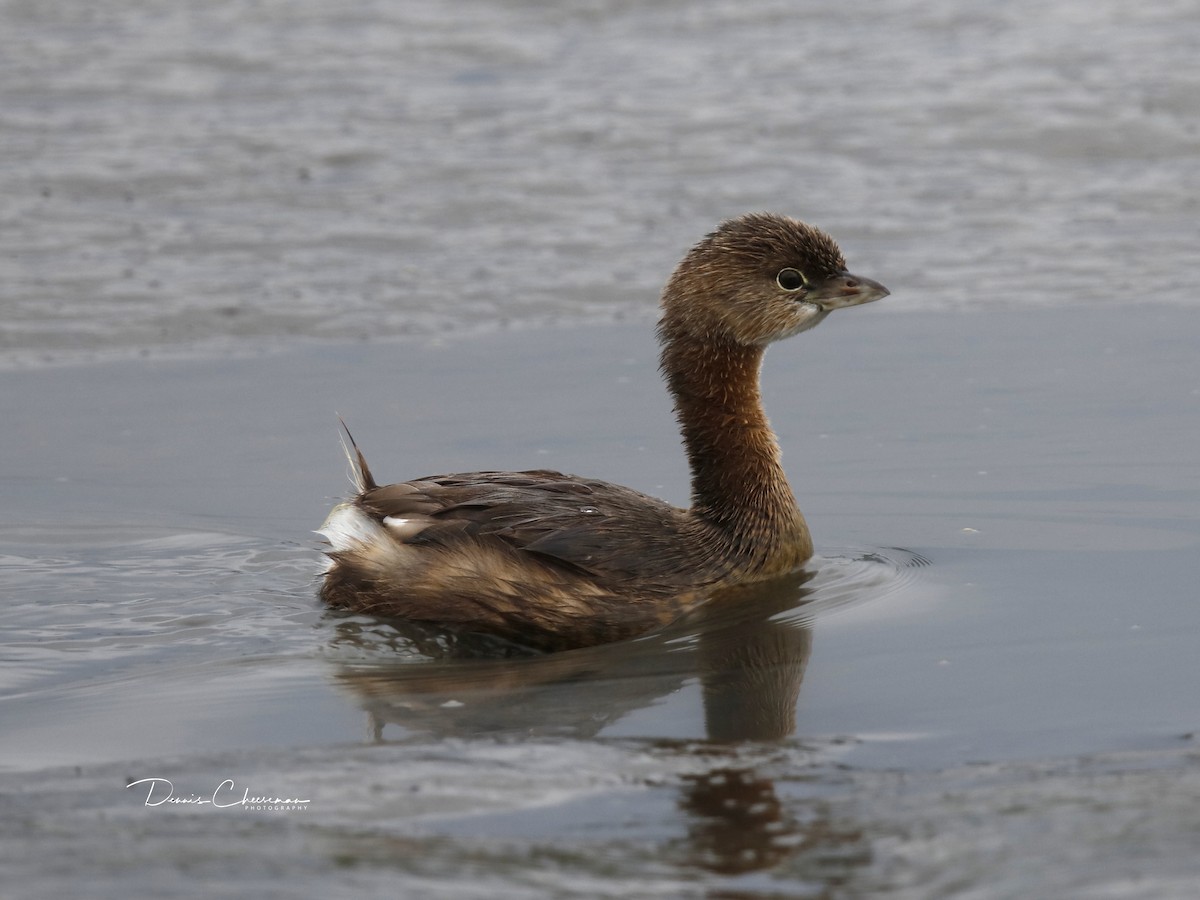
(4, 0, 1198, 367)
(3, 0, 1200, 896)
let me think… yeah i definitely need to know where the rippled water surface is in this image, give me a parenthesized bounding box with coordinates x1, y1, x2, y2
(3, 0, 1200, 897)
(4, 0, 1199, 366)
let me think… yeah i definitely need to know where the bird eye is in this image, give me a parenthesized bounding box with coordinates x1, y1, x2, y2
(776, 268, 807, 292)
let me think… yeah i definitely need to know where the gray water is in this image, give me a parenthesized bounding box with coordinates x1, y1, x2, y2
(3, 1, 1200, 897)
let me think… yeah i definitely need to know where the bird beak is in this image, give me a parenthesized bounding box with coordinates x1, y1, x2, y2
(807, 272, 889, 310)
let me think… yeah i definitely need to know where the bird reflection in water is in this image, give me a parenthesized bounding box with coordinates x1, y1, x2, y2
(327, 567, 869, 878)
(675, 574, 863, 877)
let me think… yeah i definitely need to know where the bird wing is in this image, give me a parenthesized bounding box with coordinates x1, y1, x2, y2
(356, 470, 697, 581)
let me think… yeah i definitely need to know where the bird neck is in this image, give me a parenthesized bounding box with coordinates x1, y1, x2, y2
(659, 329, 812, 573)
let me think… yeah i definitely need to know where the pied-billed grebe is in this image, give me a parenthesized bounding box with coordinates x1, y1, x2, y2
(319, 213, 888, 651)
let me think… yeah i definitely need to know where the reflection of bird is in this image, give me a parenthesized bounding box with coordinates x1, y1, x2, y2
(330, 570, 816, 743)
(696, 572, 816, 742)
(679, 768, 798, 875)
(319, 214, 888, 651)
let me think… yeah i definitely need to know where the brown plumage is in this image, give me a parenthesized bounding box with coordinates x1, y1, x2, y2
(318, 213, 888, 652)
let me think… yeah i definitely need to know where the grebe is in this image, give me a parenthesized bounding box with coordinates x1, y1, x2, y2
(319, 213, 887, 651)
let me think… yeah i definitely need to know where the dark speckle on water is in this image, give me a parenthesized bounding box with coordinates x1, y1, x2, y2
(2, 0, 1200, 897)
